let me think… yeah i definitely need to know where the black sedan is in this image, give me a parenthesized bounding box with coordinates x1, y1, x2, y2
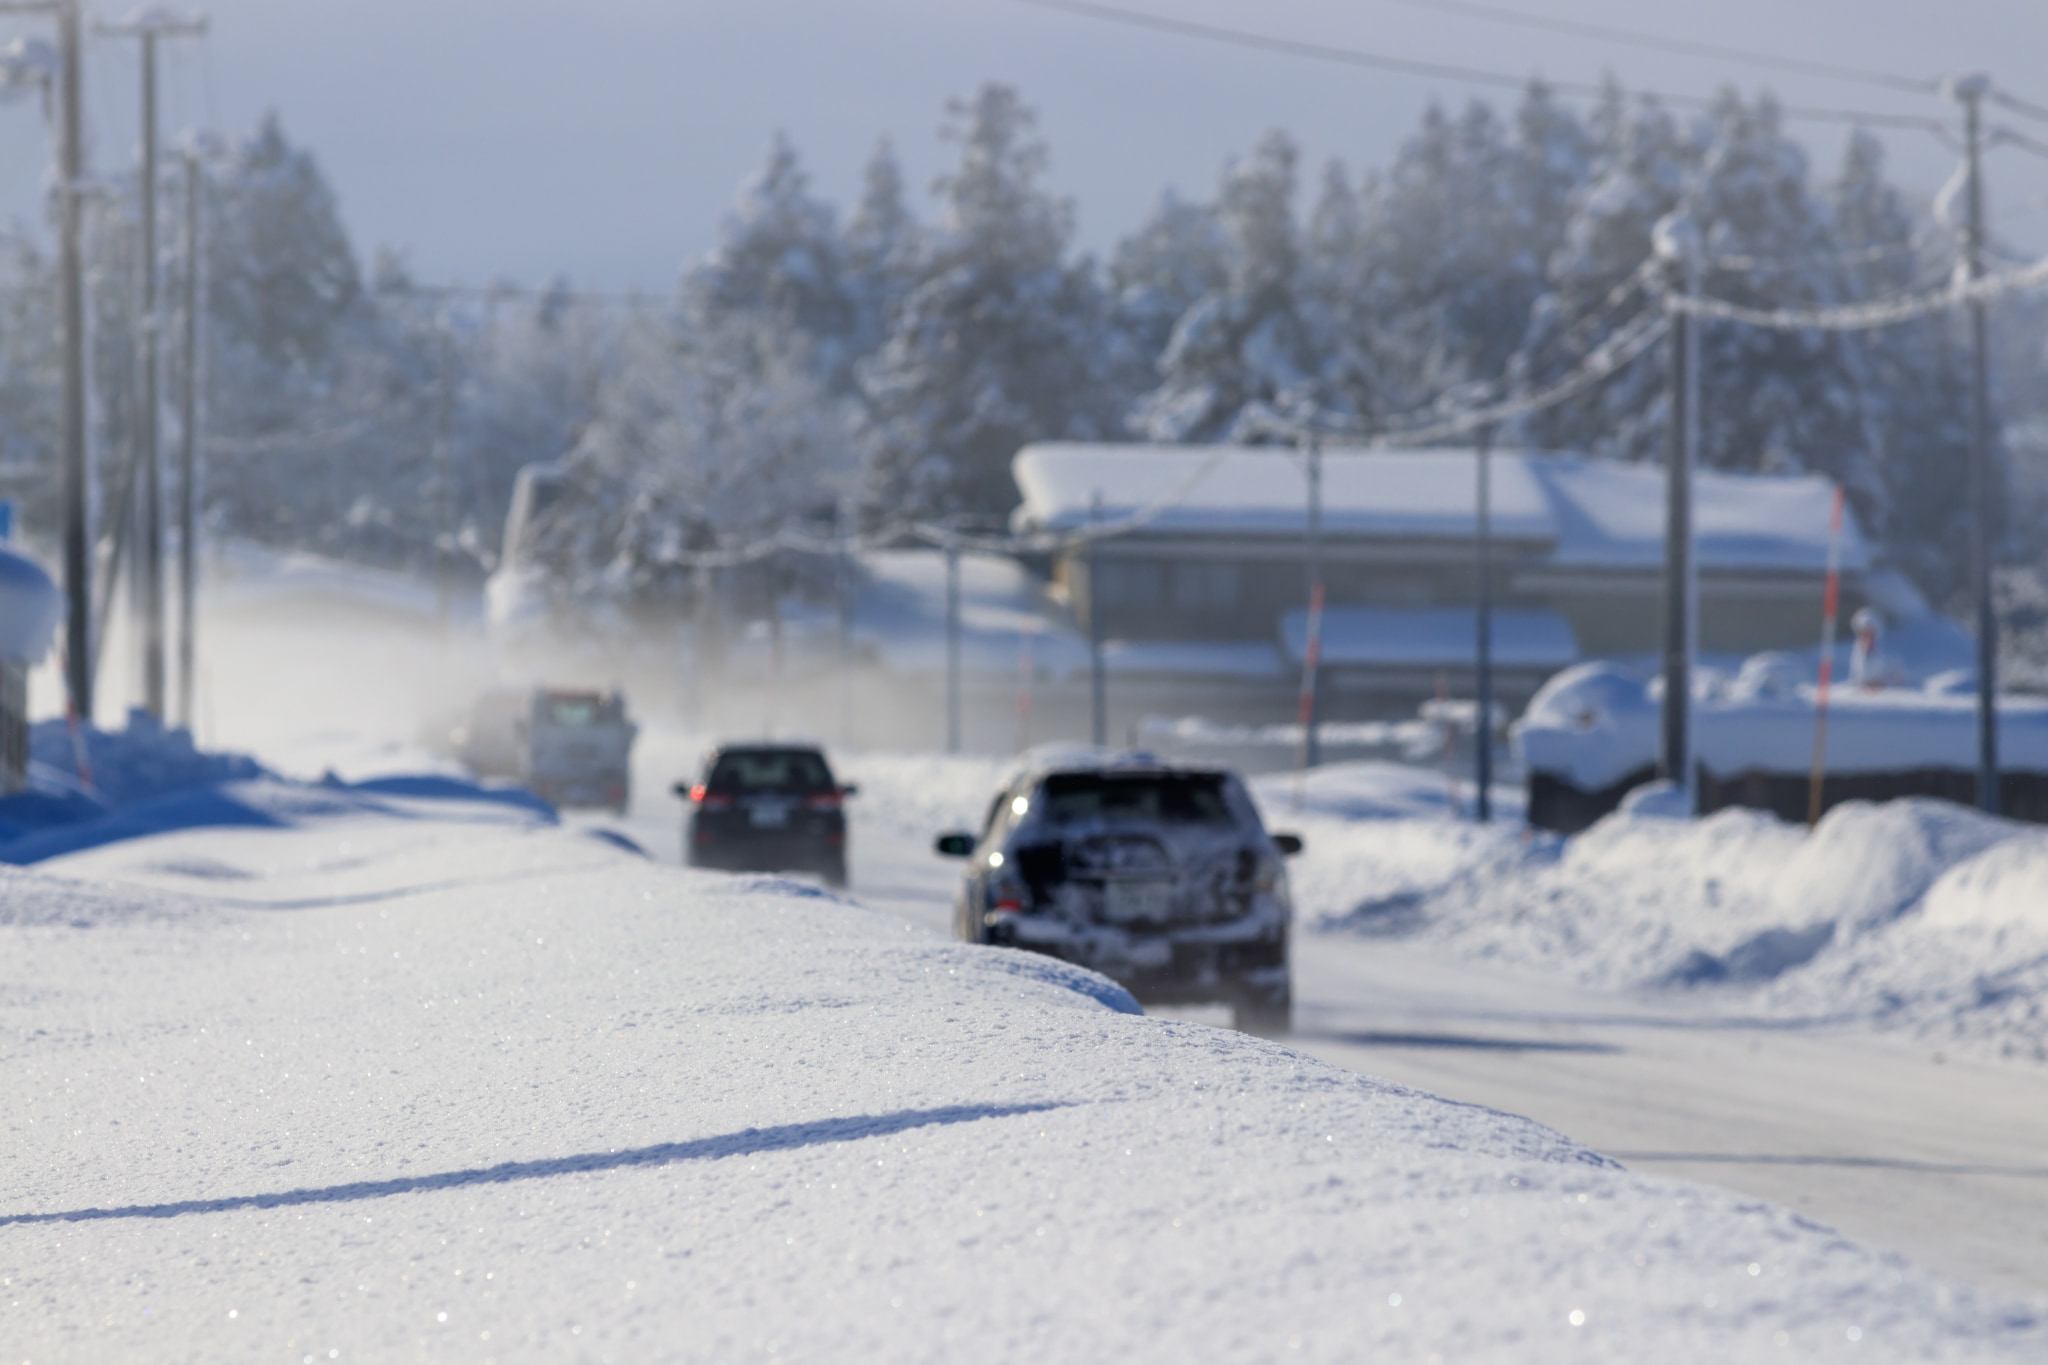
(677, 744, 855, 887)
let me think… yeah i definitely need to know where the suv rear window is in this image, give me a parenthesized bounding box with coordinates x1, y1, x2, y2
(1040, 772, 1233, 826)
(543, 695, 604, 727)
(708, 750, 835, 793)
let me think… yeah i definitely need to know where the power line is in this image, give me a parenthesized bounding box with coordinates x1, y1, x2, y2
(397, 281, 661, 309)
(1992, 89, 2048, 126)
(1992, 126, 2048, 160)
(1669, 251, 2048, 331)
(1379, 0, 1936, 96)
(1010, 0, 1949, 131)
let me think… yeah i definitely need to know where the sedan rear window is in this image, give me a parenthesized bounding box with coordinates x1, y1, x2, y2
(708, 750, 835, 792)
(1040, 772, 1233, 825)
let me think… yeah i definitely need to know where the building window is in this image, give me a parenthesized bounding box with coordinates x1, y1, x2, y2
(1172, 561, 1239, 610)
(1098, 560, 1165, 609)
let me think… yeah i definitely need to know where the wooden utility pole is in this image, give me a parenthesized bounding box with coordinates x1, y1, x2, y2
(176, 150, 203, 728)
(1653, 210, 1701, 814)
(1950, 73, 2001, 815)
(97, 9, 207, 718)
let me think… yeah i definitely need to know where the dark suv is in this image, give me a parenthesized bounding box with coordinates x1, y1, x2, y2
(935, 755, 1301, 1034)
(678, 744, 856, 887)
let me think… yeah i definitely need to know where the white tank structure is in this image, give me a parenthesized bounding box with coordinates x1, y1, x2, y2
(0, 545, 63, 793)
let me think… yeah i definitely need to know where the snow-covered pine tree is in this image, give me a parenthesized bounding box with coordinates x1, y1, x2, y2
(1136, 130, 1320, 442)
(1831, 128, 1977, 604)
(683, 132, 857, 391)
(1354, 96, 1574, 418)
(1513, 88, 1691, 460)
(1687, 91, 1878, 513)
(860, 83, 1118, 517)
(531, 311, 856, 614)
(1106, 189, 1228, 397)
(1296, 160, 1384, 431)
(841, 139, 920, 365)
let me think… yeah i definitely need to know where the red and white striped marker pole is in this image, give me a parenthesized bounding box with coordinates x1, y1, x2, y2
(1293, 581, 1325, 809)
(1806, 484, 1847, 827)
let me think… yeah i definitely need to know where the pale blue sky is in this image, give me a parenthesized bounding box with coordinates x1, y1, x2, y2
(2, 0, 2042, 290)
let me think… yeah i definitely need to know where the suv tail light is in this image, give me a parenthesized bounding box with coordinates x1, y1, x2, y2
(691, 785, 734, 810)
(804, 791, 843, 812)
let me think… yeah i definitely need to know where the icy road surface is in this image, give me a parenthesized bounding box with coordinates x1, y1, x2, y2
(600, 744, 2048, 1308)
(3, 781, 2044, 1361)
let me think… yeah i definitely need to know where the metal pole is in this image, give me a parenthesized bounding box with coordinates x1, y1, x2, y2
(944, 540, 961, 754)
(1303, 437, 1323, 769)
(176, 151, 200, 728)
(97, 10, 204, 719)
(434, 326, 455, 635)
(1088, 490, 1106, 749)
(1657, 227, 1696, 811)
(1958, 76, 2001, 815)
(837, 497, 853, 747)
(1474, 425, 1493, 823)
(137, 30, 164, 716)
(58, 0, 90, 721)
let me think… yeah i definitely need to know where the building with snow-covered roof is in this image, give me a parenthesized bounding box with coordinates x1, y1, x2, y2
(1012, 443, 1874, 717)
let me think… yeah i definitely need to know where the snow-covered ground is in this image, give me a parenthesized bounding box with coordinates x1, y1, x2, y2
(7, 771, 2048, 1362)
(1265, 763, 2048, 1064)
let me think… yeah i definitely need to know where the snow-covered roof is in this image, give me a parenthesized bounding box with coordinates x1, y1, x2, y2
(1013, 444, 1870, 575)
(1535, 459, 1871, 574)
(1280, 606, 1579, 671)
(1014, 443, 1556, 543)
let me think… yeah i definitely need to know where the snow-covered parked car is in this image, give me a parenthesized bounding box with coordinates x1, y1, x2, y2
(935, 753, 1302, 1035)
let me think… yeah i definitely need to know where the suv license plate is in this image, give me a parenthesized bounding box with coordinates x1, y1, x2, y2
(748, 801, 792, 829)
(1104, 879, 1173, 922)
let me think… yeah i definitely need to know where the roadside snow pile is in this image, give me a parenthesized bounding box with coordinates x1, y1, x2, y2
(1, 713, 553, 864)
(5, 807, 2043, 1360)
(0, 712, 268, 856)
(25, 709, 265, 806)
(1290, 769, 2048, 1059)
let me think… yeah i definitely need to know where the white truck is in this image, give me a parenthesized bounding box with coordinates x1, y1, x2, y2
(454, 686, 637, 814)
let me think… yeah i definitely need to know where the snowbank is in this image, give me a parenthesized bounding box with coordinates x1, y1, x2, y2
(1291, 767, 2048, 1060)
(4, 799, 2041, 1360)
(0, 712, 549, 863)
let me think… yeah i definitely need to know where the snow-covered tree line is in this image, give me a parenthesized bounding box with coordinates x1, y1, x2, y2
(0, 83, 2034, 614)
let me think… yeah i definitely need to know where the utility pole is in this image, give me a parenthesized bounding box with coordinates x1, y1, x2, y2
(1950, 73, 2001, 815)
(175, 149, 202, 728)
(944, 540, 961, 754)
(1474, 424, 1494, 823)
(433, 324, 455, 635)
(1087, 490, 1106, 749)
(1301, 436, 1324, 771)
(97, 9, 207, 719)
(1653, 210, 1701, 814)
(0, 0, 92, 722)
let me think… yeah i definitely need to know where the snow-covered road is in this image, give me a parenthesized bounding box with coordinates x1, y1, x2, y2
(602, 741, 2048, 1308)
(17, 787, 2046, 1361)
(1287, 942, 2048, 1304)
